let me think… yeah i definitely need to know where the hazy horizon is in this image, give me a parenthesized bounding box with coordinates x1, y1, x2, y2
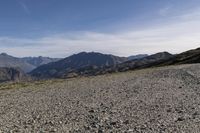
(0, 48, 197, 58)
(0, 0, 200, 57)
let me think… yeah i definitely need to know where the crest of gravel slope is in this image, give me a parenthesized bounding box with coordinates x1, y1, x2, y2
(0, 64, 200, 132)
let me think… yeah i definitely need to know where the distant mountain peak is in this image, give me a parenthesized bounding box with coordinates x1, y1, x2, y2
(150, 52, 173, 59)
(0, 53, 8, 56)
(0, 53, 61, 73)
(30, 52, 128, 78)
(128, 54, 148, 60)
(157, 51, 171, 55)
(74, 51, 105, 56)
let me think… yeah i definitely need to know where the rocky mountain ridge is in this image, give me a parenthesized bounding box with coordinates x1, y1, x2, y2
(0, 53, 60, 73)
(30, 52, 128, 78)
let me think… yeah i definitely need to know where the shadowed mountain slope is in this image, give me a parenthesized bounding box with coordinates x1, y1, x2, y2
(128, 54, 148, 60)
(70, 52, 174, 76)
(0, 53, 60, 73)
(30, 52, 173, 78)
(30, 52, 128, 78)
(0, 53, 35, 73)
(156, 47, 200, 66)
(22, 56, 60, 67)
(72, 47, 200, 77)
(0, 67, 30, 83)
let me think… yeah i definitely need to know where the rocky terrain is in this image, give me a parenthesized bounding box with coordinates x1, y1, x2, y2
(0, 64, 200, 132)
(0, 67, 30, 83)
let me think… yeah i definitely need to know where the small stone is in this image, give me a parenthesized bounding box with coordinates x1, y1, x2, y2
(123, 120, 129, 124)
(50, 128, 57, 132)
(128, 129, 134, 132)
(98, 129, 104, 133)
(110, 121, 117, 126)
(166, 108, 172, 112)
(176, 117, 184, 122)
(89, 109, 95, 113)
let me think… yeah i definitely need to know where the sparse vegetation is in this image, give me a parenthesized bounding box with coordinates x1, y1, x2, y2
(0, 64, 200, 132)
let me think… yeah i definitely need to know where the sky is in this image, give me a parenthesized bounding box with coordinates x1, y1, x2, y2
(0, 0, 200, 57)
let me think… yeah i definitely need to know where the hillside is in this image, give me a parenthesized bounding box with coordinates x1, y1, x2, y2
(128, 54, 148, 60)
(22, 56, 60, 67)
(156, 47, 200, 65)
(0, 53, 60, 73)
(67, 48, 200, 77)
(0, 53, 35, 73)
(4, 47, 200, 79)
(30, 52, 128, 78)
(0, 67, 30, 83)
(67, 52, 174, 76)
(115, 52, 173, 71)
(0, 64, 200, 132)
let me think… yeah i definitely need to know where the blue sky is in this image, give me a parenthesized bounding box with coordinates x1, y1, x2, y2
(0, 0, 200, 57)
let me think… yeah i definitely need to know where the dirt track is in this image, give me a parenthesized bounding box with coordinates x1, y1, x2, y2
(0, 64, 200, 132)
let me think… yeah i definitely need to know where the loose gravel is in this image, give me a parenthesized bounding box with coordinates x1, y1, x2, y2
(0, 64, 200, 132)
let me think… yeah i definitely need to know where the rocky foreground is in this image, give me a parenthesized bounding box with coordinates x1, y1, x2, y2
(0, 64, 200, 132)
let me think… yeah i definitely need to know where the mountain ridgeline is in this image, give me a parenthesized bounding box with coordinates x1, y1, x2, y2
(1, 47, 200, 81)
(30, 52, 128, 78)
(30, 52, 175, 79)
(22, 56, 60, 67)
(155, 47, 200, 66)
(0, 53, 60, 73)
(29, 47, 200, 79)
(66, 52, 174, 76)
(128, 54, 148, 60)
(0, 53, 35, 73)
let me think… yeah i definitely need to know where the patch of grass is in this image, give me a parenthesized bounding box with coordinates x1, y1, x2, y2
(0, 82, 30, 90)
(0, 78, 67, 91)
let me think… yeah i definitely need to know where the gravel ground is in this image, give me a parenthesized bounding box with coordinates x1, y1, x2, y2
(0, 64, 200, 132)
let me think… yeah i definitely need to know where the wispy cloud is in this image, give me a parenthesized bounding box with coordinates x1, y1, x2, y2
(17, 0, 30, 15)
(159, 5, 172, 16)
(0, 8, 200, 57)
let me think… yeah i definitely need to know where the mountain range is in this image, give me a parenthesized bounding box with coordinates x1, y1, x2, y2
(30, 47, 200, 79)
(0, 53, 60, 73)
(64, 52, 173, 77)
(30, 52, 128, 78)
(0, 47, 200, 82)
